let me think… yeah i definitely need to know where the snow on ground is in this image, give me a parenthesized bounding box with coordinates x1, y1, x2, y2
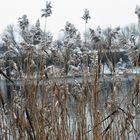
(102, 64, 140, 75)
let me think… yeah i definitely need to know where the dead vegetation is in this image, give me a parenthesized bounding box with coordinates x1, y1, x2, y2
(1, 2, 140, 140)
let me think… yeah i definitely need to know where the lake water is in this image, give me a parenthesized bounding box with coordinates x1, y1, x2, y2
(0, 74, 139, 139)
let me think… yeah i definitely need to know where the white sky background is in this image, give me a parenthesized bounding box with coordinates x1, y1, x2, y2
(0, 0, 140, 39)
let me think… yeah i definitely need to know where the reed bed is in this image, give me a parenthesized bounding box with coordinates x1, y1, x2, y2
(0, 2, 140, 140)
(0, 60, 140, 140)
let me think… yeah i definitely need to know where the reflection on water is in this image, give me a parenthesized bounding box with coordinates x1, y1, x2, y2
(66, 76, 138, 139)
(0, 74, 139, 139)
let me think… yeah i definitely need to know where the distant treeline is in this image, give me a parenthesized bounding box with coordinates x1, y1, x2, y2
(100, 51, 140, 67)
(101, 51, 129, 64)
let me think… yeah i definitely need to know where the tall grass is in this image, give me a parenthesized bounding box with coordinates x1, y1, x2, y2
(0, 3, 140, 140)
(0, 51, 140, 140)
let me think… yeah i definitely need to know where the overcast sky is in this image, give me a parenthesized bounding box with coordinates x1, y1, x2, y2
(0, 0, 140, 38)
